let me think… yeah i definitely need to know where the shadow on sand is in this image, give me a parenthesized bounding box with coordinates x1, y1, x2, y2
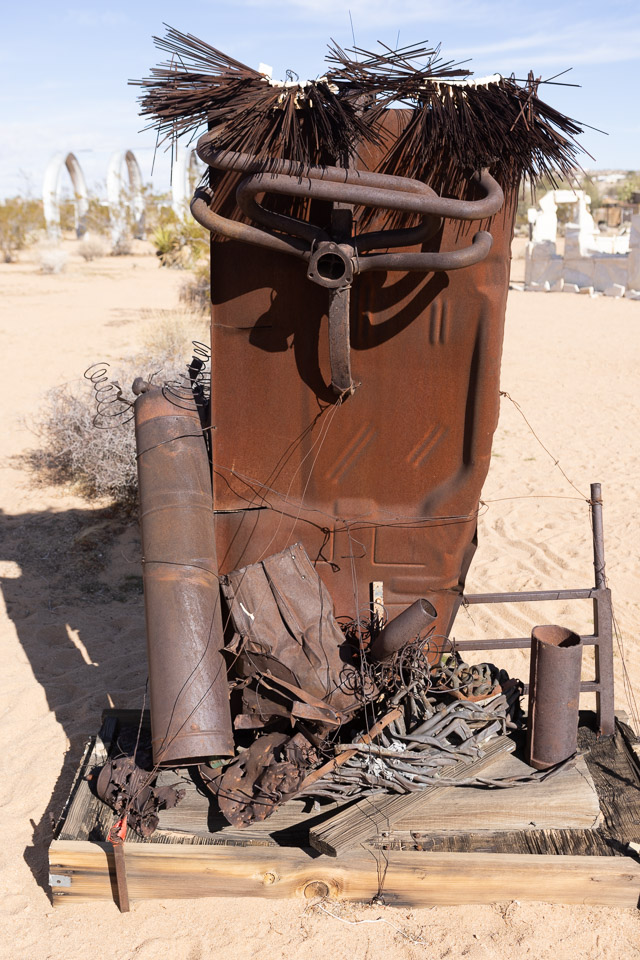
(1, 505, 146, 897)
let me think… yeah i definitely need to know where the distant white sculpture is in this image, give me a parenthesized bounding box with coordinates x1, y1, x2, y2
(525, 190, 634, 296)
(42, 152, 89, 241)
(171, 148, 205, 215)
(107, 150, 145, 244)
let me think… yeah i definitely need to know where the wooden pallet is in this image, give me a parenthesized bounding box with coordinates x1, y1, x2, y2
(48, 710, 640, 908)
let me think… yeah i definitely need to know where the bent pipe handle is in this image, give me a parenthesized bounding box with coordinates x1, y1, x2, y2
(353, 215, 442, 254)
(236, 168, 503, 225)
(236, 187, 331, 246)
(358, 230, 494, 273)
(236, 179, 441, 254)
(190, 187, 309, 261)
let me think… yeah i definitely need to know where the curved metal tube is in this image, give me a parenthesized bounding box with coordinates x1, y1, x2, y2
(357, 230, 493, 273)
(191, 187, 310, 260)
(236, 168, 503, 225)
(197, 138, 445, 196)
(196, 139, 504, 222)
(193, 144, 503, 400)
(194, 183, 488, 275)
(353, 216, 441, 254)
(235, 189, 331, 246)
(237, 181, 442, 254)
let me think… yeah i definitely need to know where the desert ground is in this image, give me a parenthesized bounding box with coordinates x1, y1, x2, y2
(1, 240, 639, 959)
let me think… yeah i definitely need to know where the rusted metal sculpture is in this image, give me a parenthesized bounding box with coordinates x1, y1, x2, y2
(115, 32, 605, 835)
(133, 379, 234, 766)
(134, 29, 588, 654)
(198, 136, 513, 648)
(527, 625, 584, 770)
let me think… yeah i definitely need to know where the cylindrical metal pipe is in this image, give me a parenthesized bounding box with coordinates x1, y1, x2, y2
(368, 598, 437, 662)
(134, 381, 234, 766)
(590, 482, 606, 589)
(527, 624, 583, 771)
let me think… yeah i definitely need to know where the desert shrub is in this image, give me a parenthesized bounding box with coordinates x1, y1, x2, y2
(111, 236, 133, 256)
(31, 387, 139, 507)
(151, 215, 208, 268)
(84, 196, 112, 236)
(37, 244, 69, 274)
(28, 310, 210, 510)
(180, 260, 210, 311)
(141, 188, 176, 234)
(0, 196, 45, 262)
(78, 236, 107, 261)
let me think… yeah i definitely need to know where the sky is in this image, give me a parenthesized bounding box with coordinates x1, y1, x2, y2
(1, 0, 638, 199)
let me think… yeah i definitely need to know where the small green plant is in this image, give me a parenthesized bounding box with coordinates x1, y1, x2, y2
(617, 173, 640, 204)
(151, 215, 208, 268)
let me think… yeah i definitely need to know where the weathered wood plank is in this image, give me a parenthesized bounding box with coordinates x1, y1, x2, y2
(49, 840, 640, 908)
(151, 776, 348, 847)
(391, 755, 601, 833)
(309, 736, 515, 856)
(57, 716, 117, 842)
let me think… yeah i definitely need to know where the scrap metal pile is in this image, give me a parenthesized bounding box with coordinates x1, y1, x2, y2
(94, 30, 590, 835)
(93, 371, 572, 835)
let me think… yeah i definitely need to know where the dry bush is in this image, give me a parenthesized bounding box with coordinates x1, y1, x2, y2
(111, 236, 133, 256)
(0, 196, 45, 262)
(78, 236, 107, 261)
(37, 244, 69, 274)
(28, 309, 210, 511)
(179, 261, 210, 312)
(138, 307, 208, 366)
(30, 388, 139, 508)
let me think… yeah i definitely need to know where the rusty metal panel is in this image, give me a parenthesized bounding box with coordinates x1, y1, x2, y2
(208, 127, 516, 641)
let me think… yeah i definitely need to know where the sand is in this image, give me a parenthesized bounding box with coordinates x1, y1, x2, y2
(1, 242, 639, 959)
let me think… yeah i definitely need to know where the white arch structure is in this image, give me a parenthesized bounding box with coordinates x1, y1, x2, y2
(42, 152, 89, 240)
(107, 149, 145, 244)
(172, 148, 205, 215)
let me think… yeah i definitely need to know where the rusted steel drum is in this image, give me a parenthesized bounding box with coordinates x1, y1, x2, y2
(134, 381, 234, 766)
(205, 114, 517, 650)
(527, 624, 583, 771)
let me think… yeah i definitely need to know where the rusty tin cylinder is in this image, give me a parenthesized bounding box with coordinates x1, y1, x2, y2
(134, 382, 234, 766)
(527, 624, 583, 771)
(368, 598, 437, 662)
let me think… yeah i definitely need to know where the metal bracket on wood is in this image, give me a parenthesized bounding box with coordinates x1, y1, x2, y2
(456, 482, 615, 738)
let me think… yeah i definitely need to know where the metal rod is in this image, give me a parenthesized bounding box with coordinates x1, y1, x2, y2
(454, 635, 599, 651)
(591, 482, 606, 589)
(463, 588, 598, 604)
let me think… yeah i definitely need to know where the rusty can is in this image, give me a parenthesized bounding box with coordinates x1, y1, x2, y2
(527, 624, 583, 771)
(368, 598, 437, 662)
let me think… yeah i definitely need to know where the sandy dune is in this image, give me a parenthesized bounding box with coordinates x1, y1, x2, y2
(0, 243, 639, 959)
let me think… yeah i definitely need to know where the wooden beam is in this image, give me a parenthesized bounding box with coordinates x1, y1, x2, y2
(49, 840, 640, 909)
